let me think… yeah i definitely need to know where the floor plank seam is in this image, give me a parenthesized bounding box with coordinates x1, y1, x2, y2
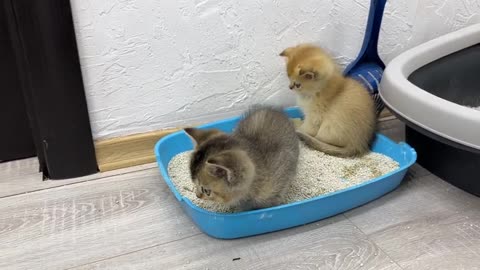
(342, 213, 405, 270)
(0, 167, 157, 200)
(66, 233, 203, 270)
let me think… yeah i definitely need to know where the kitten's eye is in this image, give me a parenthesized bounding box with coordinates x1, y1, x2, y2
(201, 187, 211, 196)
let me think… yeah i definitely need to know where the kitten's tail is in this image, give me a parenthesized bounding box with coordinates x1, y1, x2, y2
(297, 132, 359, 157)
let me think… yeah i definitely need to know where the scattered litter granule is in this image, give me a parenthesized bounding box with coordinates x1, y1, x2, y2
(167, 142, 399, 213)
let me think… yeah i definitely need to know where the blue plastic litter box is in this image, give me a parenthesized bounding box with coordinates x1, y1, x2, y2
(154, 107, 417, 239)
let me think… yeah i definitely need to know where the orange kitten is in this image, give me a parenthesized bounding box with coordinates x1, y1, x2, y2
(280, 44, 376, 157)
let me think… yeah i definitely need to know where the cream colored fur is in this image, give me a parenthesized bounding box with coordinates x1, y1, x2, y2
(280, 44, 376, 157)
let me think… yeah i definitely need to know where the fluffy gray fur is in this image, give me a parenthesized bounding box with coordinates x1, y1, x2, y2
(185, 105, 299, 211)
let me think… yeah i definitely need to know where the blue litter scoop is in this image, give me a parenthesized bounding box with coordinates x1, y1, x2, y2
(344, 0, 387, 116)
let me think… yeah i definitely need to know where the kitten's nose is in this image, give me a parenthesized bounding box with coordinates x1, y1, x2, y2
(196, 192, 203, 199)
(289, 84, 294, 90)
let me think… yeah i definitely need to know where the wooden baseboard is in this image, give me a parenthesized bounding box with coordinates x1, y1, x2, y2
(95, 108, 396, 172)
(95, 129, 177, 172)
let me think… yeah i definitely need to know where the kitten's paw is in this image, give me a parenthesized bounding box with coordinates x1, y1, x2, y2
(291, 118, 303, 128)
(297, 123, 317, 136)
(296, 130, 310, 142)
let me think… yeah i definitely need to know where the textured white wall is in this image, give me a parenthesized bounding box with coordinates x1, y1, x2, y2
(70, 0, 369, 139)
(379, 0, 480, 63)
(70, 0, 480, 139)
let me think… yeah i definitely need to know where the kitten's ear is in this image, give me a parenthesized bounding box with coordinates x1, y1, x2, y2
(299, 68, 318, 80)
(205, 161, 233, 183)
(184, 128, 222, 147)
(184, 128, 202, 146)
(279, 47, 294, 57)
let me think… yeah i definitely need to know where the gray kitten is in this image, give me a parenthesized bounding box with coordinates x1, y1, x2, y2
(184, 106, 299, 211)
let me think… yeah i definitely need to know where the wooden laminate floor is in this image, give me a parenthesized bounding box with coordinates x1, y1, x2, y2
(0, 120, 479, 270)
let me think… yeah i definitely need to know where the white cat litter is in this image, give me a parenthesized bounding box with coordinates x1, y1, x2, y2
(167, 142, 399, 213)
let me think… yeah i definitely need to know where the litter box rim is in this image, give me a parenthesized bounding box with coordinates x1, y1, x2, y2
(155, 106, 417, 217)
